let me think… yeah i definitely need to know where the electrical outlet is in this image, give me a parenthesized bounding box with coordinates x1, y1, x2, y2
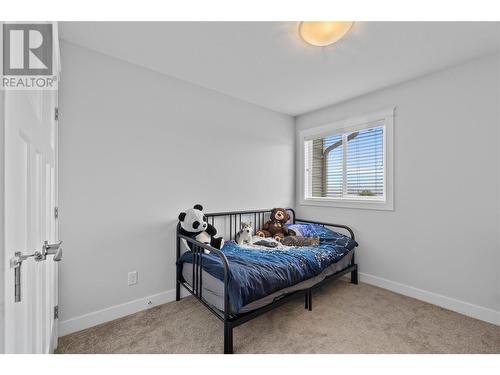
(128, 271, 138, 286)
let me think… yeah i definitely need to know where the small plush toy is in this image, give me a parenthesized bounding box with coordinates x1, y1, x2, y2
(282, 236, 320, 247)
(256, 208, 291, 242)
(235, 222, 253, 245)
(178, 204, 224, 251)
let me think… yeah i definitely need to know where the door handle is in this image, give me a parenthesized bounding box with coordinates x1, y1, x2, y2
(9, 241, 62, 303)
(53, 246, 63, 262)
(10, 250, 43, 303)
(43, 240, 62, 251)
(10, 251, 42, 268)
(42, 240, 63, 261)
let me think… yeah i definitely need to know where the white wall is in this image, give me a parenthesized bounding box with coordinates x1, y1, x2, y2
(58, 42, 294, 333)
(296, 54, 500, 324)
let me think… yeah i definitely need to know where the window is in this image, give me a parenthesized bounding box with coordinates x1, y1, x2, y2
(300, 108, 394, 210)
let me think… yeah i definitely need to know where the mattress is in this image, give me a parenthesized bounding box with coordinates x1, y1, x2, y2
(181, 250, 353, 314)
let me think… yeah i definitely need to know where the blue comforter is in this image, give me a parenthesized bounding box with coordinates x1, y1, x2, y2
(177, 228, 357, 313)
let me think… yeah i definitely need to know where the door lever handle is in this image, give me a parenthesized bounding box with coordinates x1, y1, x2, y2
(42, 240, 63, 261)
(44, 240, 62, 251)
(53, 247, 63, 262)
(10, 251, 42, 268)
(9, 242, 62, 303)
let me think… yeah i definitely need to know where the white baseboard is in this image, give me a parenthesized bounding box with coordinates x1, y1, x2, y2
(58, 288, 190, 337)
(60, 274, 499, 337)
(356, 272, 500, 326)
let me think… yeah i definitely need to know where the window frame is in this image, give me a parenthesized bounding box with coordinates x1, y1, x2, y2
(298, 107, 395, 211)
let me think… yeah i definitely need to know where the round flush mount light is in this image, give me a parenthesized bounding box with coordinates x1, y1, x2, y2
(298, 21, 353, 47)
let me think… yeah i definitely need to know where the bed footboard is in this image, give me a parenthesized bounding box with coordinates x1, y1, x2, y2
(176, 232, 230, 315)
(176, 230, 234, 353)
(295, 218, 357, 284)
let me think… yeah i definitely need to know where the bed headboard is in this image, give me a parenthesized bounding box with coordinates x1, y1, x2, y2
(204, 208, 296, 241)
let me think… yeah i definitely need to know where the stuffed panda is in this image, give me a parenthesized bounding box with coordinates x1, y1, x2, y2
(178, 204, 224, 251)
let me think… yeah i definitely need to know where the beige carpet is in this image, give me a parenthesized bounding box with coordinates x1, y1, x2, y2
(57, 280, 499, 354)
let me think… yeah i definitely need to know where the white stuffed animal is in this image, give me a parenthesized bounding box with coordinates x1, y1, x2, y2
(236, 222, 253, 245)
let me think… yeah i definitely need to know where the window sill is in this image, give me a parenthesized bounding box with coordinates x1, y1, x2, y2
(299, 197, 394, 211)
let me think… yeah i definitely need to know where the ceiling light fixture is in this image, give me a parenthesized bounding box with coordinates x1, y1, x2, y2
(298, 21, 353, 47)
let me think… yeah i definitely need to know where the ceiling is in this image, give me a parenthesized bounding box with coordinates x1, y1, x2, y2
(60, 22, 500, 116)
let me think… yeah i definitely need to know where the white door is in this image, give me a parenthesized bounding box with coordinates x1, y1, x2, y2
(4, 91, 58, 353)
(3, 89, 60, 353)
(2, 24, 60, 353)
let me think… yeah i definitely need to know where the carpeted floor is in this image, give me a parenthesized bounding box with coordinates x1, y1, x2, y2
(56, 280, 500, 354)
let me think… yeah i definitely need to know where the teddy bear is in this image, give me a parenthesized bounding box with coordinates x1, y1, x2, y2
(256, 208, 291, 242)
(178, 204, 224, 250)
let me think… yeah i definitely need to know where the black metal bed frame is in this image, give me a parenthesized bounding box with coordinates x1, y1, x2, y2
(175, 208, 357, 354)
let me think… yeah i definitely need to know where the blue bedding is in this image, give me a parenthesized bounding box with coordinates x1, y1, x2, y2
(177, 225, 357, 313)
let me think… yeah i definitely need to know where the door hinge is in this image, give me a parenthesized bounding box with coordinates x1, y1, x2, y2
(54, 305, 59, 320)
(54, 107, 59, 121)
(54, 207, 59, 219)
